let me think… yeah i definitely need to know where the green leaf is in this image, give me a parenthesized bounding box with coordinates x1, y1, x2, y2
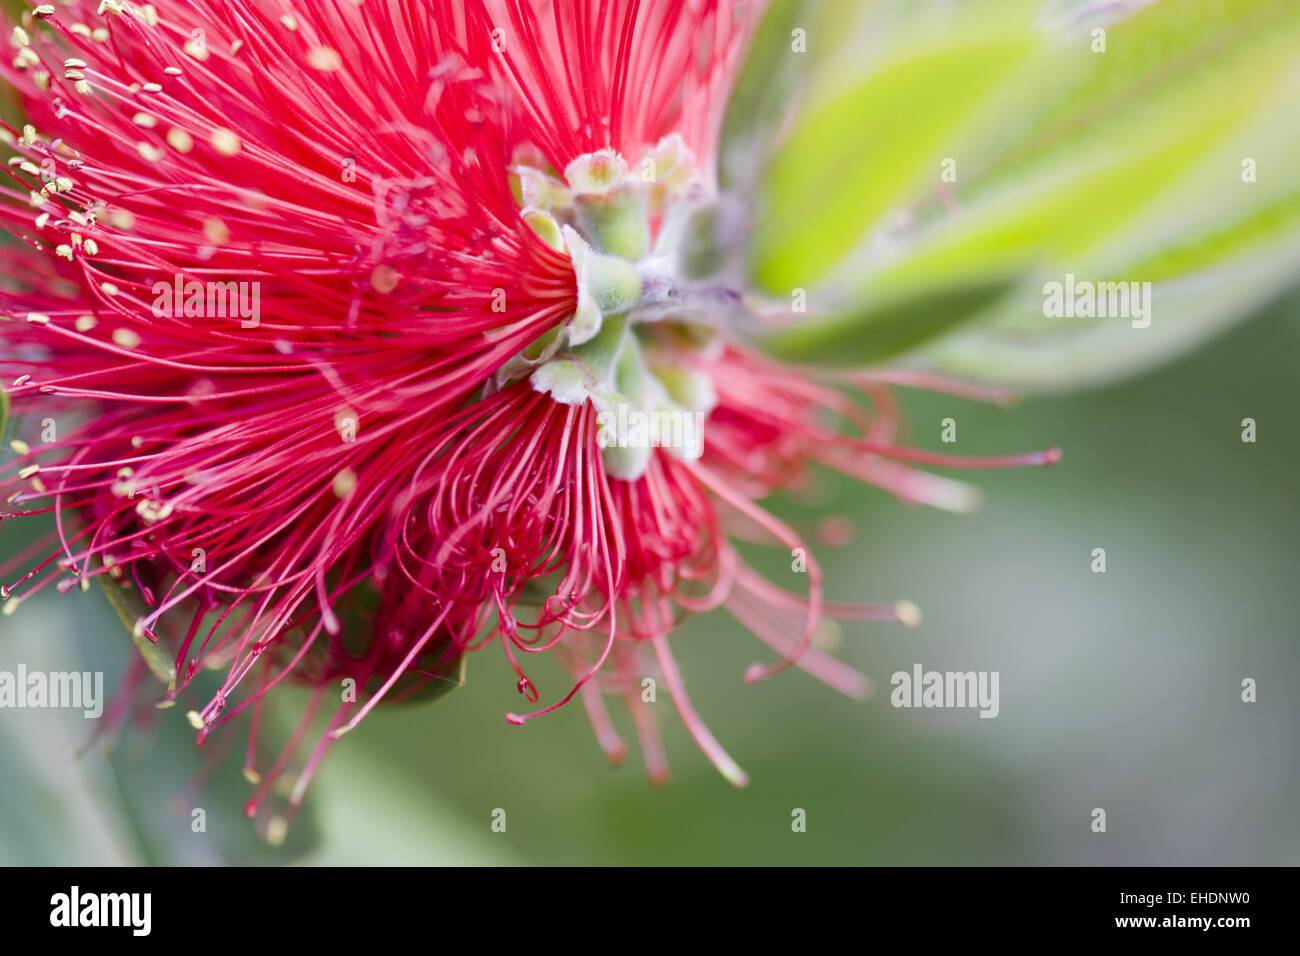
(745, 0, 1300, 385)
(749, 17, 1039, 292)
(910, 0, 1300, 385)
(760, 274, 1017, 366)
(329, 579, 467, 708)
(0, 596, 322, 864)
(98, 575, 176, 688)
(719, 0, 813, 189)
(882, 0, 1300, 273)
(0, 386, 8, 443)
(100, 695, 325, 865)
(386, 652, 466, 707)
(926, 239, 1300, 391)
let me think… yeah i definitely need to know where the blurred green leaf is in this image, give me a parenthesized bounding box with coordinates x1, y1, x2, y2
(100, 704, 324, 866)
(747, 5, 1039, 293)
(719, 0, 812, 190)
(882, 0, 1299, 276)
(916, 0, 1300, 386)
(388, 652, 466, 706)
(743, 0, 1300, 387)
(98, 575, 176, 688)
(927, 239, 1300, 389)
(761, 274, 1017, 366)
(0, 594, 323, 865)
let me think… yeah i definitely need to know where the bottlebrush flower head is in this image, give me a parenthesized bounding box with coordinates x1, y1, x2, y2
(0, 0, 1057, 835)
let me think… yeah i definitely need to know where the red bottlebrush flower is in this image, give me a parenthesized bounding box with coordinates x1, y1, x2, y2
(0, 0, 1057, 830)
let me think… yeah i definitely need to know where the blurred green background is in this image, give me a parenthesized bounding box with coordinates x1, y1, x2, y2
(3, 291, 1296, 865)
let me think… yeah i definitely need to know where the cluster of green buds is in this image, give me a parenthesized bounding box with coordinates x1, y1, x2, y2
(498, 137, 733, 479)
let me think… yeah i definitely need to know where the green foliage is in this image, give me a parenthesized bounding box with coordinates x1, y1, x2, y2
(739, 0, 1300, 385)
(99, 576, 176, 689)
